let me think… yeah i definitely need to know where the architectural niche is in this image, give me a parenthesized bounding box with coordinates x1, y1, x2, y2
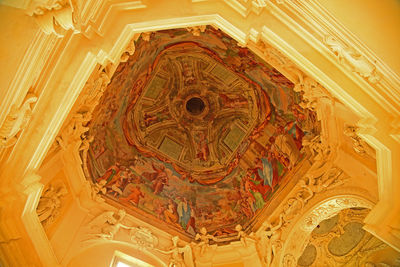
(298, 208, 400, 266)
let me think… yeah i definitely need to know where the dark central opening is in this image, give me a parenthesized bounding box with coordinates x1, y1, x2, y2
(186, 97, 205, 115)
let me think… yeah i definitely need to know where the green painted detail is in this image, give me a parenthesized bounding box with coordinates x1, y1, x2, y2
(223, 124, 246, 152)
(211, 64, 236, 84)
(144, 76, 167, 99)
(159, 136, 183, 160)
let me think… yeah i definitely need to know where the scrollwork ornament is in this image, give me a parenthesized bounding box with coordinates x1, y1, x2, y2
(324, 35, 380, 84)
(28, 0, 80, 36)
(302, 198, 370, 232)
(186, 26, 206, 36)
(130, 226, 158, 249)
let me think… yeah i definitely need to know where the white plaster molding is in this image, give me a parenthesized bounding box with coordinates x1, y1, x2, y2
(279, 0, 400, 116)
(279, 194, 374, 266)
(0, 31, 57, 134)
(69, 241, 167, 267)
(21, 173, 60, 266)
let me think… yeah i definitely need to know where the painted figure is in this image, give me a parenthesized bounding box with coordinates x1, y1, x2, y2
(120, 186, 144, 206)
(97, 163, 121, 185)
(195, 132, 209, 161)
(177, 197, 191, 229)
(164, 200, 179, 226)
(143, 162, 170, 195)
(219, 93, 248, 108)
(110, 179, 123, 197)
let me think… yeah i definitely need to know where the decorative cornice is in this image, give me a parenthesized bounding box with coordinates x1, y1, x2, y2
(27, 0, 80, 36)
(279, 0, 400, 116)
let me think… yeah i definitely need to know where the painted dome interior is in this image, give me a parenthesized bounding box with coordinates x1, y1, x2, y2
(84, 26, 320, 238)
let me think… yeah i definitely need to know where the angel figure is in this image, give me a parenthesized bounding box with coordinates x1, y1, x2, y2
(0, 94, 37, 148)
(91, 180, 107, 202)
(302, 167, 345, 197)
(156, 236, 194, 267)
(37, 184, 68, 227)
(195, 227, 218, 256)
(235, 224, 255, 247)
(88, 209, 132, 240)
(260, 214, 284, 266)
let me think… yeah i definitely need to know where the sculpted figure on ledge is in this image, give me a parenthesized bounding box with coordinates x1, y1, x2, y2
(235, 224, 255, 247)
(0, 94, 37, 148)
(257, 214, 284, 267)
(195, 227, 218, 256)
(88, 209, 132, 240)
(37, 183, 68, 227)
(156, 236, 194, 267)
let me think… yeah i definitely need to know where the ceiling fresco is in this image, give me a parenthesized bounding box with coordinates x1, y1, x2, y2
(84, 26, 320, 237)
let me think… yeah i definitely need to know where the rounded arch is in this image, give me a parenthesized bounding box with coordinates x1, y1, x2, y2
(279, 194, 374, 267)
(66, 240, 167, 267)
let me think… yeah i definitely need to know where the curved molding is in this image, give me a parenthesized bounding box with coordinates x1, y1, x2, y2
(279, 194, 374, 266)
(67, 241, 167, 267)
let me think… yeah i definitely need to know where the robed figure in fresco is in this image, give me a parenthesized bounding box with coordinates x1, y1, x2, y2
(97, 163, 121, 185)
(120, 186, 144, 206)
(177, 197, 191, 229)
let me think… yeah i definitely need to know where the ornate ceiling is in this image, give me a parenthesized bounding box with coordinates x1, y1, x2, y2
(2, 0, 400, 266)
(298, 208, 400, 266)
(84, 27, 320, 237)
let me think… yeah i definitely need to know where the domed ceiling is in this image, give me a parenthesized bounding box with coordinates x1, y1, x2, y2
(84, 27, 319, 237)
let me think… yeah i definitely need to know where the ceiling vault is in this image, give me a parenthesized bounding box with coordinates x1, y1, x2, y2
(0, 0, 399, 266)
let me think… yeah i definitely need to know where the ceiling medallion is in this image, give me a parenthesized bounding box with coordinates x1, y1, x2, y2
(85, 27, 319, 236)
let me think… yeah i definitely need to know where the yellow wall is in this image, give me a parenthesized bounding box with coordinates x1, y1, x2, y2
(0, 5, 38, 93)
(213, 263, 244, 267)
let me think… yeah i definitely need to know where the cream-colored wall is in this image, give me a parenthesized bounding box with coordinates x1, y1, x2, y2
(213, 263, 244, 267)
(319, 0, 400, 75)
